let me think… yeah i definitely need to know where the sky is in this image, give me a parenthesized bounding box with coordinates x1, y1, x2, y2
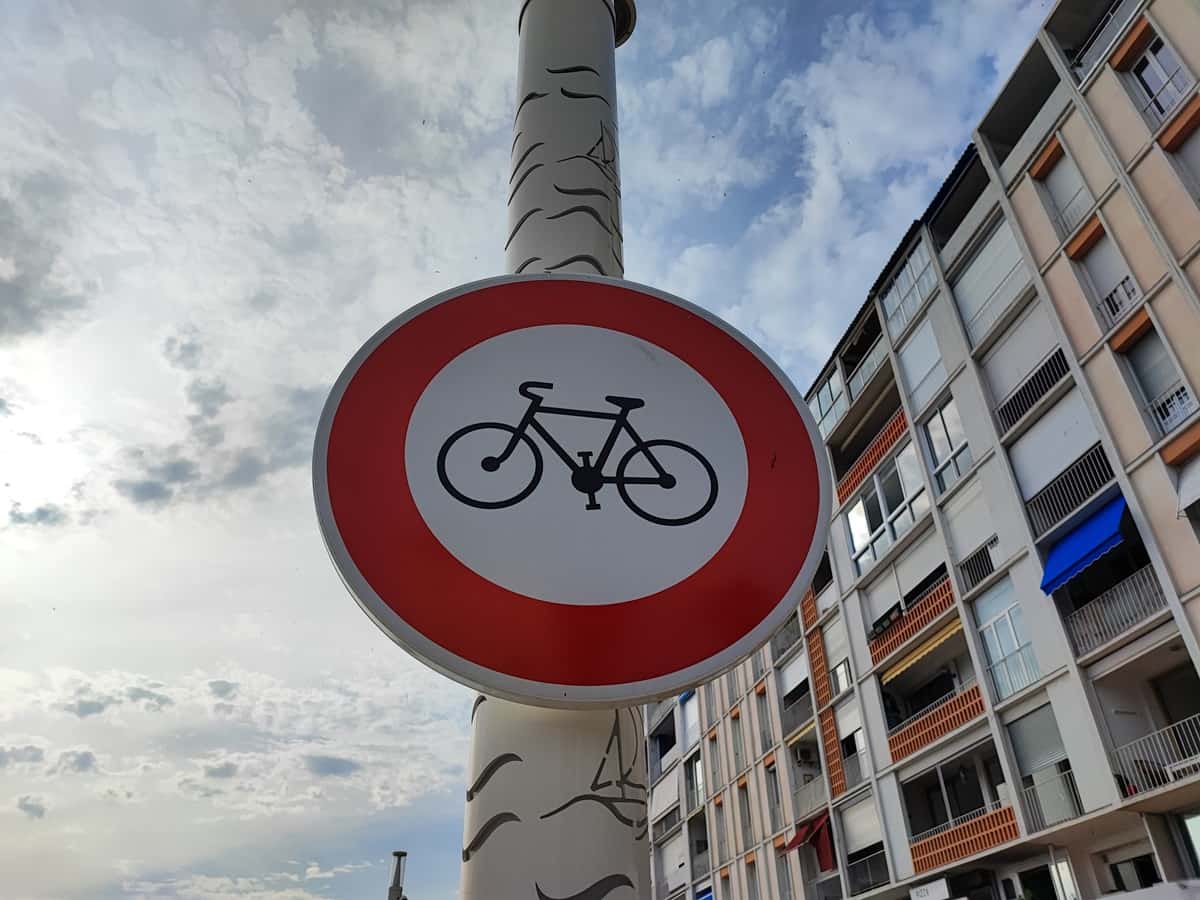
(0, 0, 1050, 897)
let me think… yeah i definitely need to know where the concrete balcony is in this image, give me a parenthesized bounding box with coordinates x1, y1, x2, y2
(846, 850, 889, 896)
(1064, 564, 1167, 657)
(910, 802, 1019, 874)
(888, 682, 985, 763)
(1022, 767, 1084, 832)
(1026, 443, 1115, 538)
(836, 409, 909, 505)
(772, 612, 805, 660)
(1113, 712, 1200, 797)
(869, 576, 956, 666)
(792, 777, 827, 821)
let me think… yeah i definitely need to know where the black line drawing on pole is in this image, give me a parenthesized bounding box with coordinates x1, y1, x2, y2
(436, 381, 718, 526)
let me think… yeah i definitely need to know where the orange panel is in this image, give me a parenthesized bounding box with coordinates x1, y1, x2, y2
(720, 866, 730, 879)
(709, 728, 718, 741)
(1029, 136, 1064, 181)
(1159, 94, 1200, 152)
(1162, 420, 1200, 466)
(869, 577, 955, 665)
(745, 851, 756, 865)
(911, 805, 1019, 873)
(836, 409, 909, 503)
(819, 708, 846, 798)
(807, 628, 831, 709)
(1109, 16, 1154, 71)
(764, 751, 777, 769)
(715, 792, 724, 806)
(801, 588, 818, 630)
(774, 834, 787, 849)
(1065, 215, 1105, 259)
(755, 680, 767, 695)
(731, 706, 741, 719)
(888, 684, 985, 763)
(1108, 307, 1152, 351)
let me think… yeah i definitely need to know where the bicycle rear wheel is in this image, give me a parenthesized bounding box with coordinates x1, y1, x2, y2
(616, 439, 717, 526)
(437, 422, 543, 510)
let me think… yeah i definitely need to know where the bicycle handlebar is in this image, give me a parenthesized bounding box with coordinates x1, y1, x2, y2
(518, 381, 554, 400)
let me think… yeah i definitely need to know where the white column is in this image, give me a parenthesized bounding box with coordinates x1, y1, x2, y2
(461, 3, 649, 900)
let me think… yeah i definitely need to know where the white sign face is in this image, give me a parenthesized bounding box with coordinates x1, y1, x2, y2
(405, 324, 750, 605)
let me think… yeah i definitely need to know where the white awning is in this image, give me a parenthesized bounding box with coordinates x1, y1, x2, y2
(1179, 454, 1200, 517)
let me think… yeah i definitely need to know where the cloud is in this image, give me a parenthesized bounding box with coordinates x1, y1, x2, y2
(186, 378, 233, 421)
(17, 794, 47, 819)
(62, 687, 122, 719)
(0, 397, 9, 415)
(303, 755, 361, 778)
(208, 679, 239, 699)
(8, 502, 68, 527)
(0, 745, 45, 768)
(126, 685, 174, 711)
(204, 761, 239, 779)
(52, 749, 98, 774)
(0, 173, 93, 341)
(163, 327, 205, 371)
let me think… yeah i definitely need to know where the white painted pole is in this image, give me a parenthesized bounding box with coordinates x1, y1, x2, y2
(460, 3, 650, 899)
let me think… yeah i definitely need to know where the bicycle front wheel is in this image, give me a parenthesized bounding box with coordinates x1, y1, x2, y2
(616, 439, 718, 526)
(437, 422, 543, 510)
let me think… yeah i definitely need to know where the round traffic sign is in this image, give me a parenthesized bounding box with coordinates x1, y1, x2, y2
(314, 275, 831, 707)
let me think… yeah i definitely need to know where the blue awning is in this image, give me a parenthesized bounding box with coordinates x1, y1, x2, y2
(1040, 496, 1127, 594)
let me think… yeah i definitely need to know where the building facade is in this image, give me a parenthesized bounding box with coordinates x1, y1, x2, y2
(644, 3, 1200, 900)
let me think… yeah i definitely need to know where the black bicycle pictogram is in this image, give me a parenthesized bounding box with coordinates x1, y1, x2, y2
(436, 381, 718, 526)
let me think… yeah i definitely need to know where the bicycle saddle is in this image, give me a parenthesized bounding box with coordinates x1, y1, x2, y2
(605, 395, 645, 411)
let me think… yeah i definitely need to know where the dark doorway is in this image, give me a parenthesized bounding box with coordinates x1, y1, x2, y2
(1019, 865, 1057, 900)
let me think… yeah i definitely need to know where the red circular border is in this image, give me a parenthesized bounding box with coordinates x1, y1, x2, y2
(326, 279, 820, 686)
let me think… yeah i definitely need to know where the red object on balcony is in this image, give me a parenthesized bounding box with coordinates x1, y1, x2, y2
(836, 409, 908, 504)
(782, 811, 834, 872)
(910, 805, 1018, 873)
(869, 576, 955, 665)
(801, 587, 817, 631)
(819, 709, 846, 798)
(888, 683, 984, 763)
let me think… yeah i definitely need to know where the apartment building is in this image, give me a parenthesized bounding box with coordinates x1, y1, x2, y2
(644, 3, 1200, 900)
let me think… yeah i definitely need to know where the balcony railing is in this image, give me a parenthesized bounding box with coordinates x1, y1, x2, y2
(1069, 0, 1140, 80)
(910, 802, 1019, 874)
(987, 643, 1040, 701)
(959, 535, 1000, 593)
(1113, 712, 1200, 796)
(847, 850, 889, 896)
(995, 348, 1070, 434)
(1026, 443, 1114, 537)
(772, 614, 804, 659)
(869, 576, 955, 665)
(1147, 380, 1197, 437)
(692, 851, 711, 878)
(843, 750, 866, 791)
(847, 335, 889, 402)
(1094, 275, 1139, 330)
(1023, 768, 1083, 832)
(1052, 186, 1093, 237)
(781, 693, 814, 736)
(792, 777, 827, 820)
(1064, 564, 1167, 656)
(888, 682, 985, 763)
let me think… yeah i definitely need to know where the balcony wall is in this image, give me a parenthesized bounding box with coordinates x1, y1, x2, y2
(869, 577, 956, 665)
(836, 409, 909, 504)
(888, 683, 985, 763)
(819, 708, 846, 798)
(808, 625, 832, 709)
(802, 587, 818, 630)
(910, 804, 1019, 874)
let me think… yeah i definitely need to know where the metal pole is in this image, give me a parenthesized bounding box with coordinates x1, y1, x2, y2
(460, 3, 649, 899)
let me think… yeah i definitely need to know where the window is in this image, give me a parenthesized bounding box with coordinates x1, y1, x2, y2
(923, 396, 972, 493)
(898, 320, 947, 411)
(845, 442, 930, 575)
(704, 682, 718, 729)
(836, 701, 866, 788)
(682, 692, 701, 749)
(738, 783, 756, 849)
(810, 370, 848, 438)
(881, 239, 937, 338)
(726, 669, 742, 705)
(746, 862, 761, 900)
(731, 713, 746, 773)
(765, 763, 784, 834)
(952, 220, 1032, 345)
(709, 733, 722, 786)
(1128, 36, 1194, 128)
(776, 854, 794, 900)
(973, 578, 1037, 700)
(1079, 232, 1138, 329)
(1176, 129, 1200, 199)
(756, 689, 774, 755)
(1110, 854, 1161, 891)
(1125, 329, 1195, 437)
(1040, 152, 1091, 235)
(685, 754, 706, 811)
(752, 648, 767, 681)
(715, 801, 730, 863)
(823, 617, 851, 697)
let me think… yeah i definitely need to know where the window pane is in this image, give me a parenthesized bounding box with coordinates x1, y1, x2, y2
(1134, 58, 1165, 99)
(896, 443, 923, 495)
(864, 488, 885, 533)
(994, 617, 1017, 656)
(982, 625, 1003, 664)
(1151, 38, 1182, 78)
(1009, 604, 1029, 644)
(848, 500, 871, 551)
(880, 467, 905, 513)
(917, 266, 938, 299)
(941, 398, 966, 445)
(926, 414, 952, 463)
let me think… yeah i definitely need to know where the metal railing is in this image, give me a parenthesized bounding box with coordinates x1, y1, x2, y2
(910, 799, 1001, 844)
(652, 807, 681, 840)
(685, 779, 703, 815)
(888, 678, 977, 735)
(781, 692, 814, 736)
(1069, 0, 1139, 80)
(1052, 186, 1093, 237)
(995, 348, 1070, 433)
(959, 535, 1000, 593)
(692, 851, 711, 878)
(792, 777, 827, 820)
(817, 390, 850, 438)
(1026, 443, 1114, 537)
(1023, 768, 1083, 832)
(843, 750, 866, 790)
(1139, 66, 1194, 128)
(987, 644, 1039, 701)
(771, 614, 805, 659)
(1112, 712, 1200, 795)
(1095, 275, 1139, 330)
(847, 850, 889, 896)
(1146, 380, 1197, 437)
(846, 335, 889, 402)
(1064, 564, 1167, 656)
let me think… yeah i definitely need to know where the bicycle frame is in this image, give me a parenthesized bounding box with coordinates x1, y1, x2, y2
(499, 392, 670, 484)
